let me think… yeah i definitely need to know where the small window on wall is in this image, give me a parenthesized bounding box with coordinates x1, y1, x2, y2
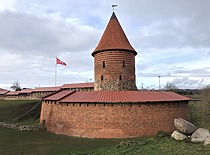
(123, 61, 125, 68)
(119, 75, 122, 80)
(103, 61, 105, 68)
(101, 75, 104, 81)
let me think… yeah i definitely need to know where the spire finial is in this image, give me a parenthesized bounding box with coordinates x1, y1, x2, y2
(112, 4, 118, 12)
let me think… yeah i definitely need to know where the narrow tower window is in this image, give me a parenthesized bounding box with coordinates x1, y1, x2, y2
(122, 61, 125, 68)
(101, 75, 104, 81)
(119, 75, 122, 80)
(103, 61, 105, 68)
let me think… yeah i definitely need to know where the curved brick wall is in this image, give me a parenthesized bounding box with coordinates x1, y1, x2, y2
(94, 50, 137, 91)
(40, 101, 189, 138)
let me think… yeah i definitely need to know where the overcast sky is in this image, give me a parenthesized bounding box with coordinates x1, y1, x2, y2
(0, 0, 210, 90)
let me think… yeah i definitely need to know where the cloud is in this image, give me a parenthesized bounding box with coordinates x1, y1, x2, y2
(116, 1, 210, 52)
(0, 8, 98, 89)
(172, 67, 210, 77)
(0, 0, 210, 90)
(138, 18, 210, 49)
(0, 11, 99, 56)
(136, 46, 210, 79)
(169, 77, 209, 89)
(0, 0, 16, 11)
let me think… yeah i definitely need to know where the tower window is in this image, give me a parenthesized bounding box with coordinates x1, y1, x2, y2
(122, 61, 125, 68)
(103, 61, 105, 68)
(119, 75, 122, 80)
(101, 75, 104, 81)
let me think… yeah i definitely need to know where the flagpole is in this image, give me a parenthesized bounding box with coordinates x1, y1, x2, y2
(55, 57, 66, 86)
(55, 63, 57, 86)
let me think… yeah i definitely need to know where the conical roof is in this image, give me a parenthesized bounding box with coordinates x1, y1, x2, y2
(92, 12, 137, 56)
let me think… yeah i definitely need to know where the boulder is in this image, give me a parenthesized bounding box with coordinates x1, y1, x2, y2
(174, 118, 197, 134)
(191, 137, 206, 143)
(171, 130, 188, 141)
(204, 136, 210, 146)
(191, 128, 210, 143)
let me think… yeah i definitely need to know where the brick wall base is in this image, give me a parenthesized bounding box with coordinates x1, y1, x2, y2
(40, 101, 189, 138)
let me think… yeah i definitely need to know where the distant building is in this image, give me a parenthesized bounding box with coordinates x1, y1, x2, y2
(0, 88, 9, 100)
(61, 82, 94, 92)
(4, 91, 20, 100)
(2, 82, 94, 100)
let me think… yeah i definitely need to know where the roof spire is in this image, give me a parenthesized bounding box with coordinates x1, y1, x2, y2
(112, 4, 118, 12)
(92, 11, 137, 56)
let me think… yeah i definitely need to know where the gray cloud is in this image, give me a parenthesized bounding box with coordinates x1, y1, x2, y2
(170, 77, 208, 89)
(117, 1, 210, 50)
(172, 67, 210, 77)
(0, 11, 99, 56)
(138, 65, 210, 78)
(0, 9, 97, 89)
(138, 18, 210, 49)
(0, 0, 210, 89)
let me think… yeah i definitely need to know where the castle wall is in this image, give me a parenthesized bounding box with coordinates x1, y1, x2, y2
(63, 87, 94, 92)
(1, 87, 94, 100)
(3, 92, 53, 100)
(94, 51, 137, 91)
(40, 101, 189, 138)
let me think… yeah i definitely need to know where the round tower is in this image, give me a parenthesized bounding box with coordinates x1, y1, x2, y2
(92, 12, 137, 91)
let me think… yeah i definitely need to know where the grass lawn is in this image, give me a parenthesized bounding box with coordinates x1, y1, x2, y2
(0, 100, 41, 124)
(87, 137, 210, 155)
(0, 100, 210, 155)
(0, 100, 132, 154)
(0, 127, 124, 155)
(1, 127, 210, 155)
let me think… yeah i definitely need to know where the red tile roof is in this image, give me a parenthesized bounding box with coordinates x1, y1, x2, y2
(43, 90, 75, 101)
(6, 91, 20, 95)
(92, 12, 137, 56)
(32, 86, 61, 92)
(58, 91, 190, 103)
(0, 90, 9, 95)
(0, 88, 8, 91)
(61, 82, 94, 89)
(19, 89, 33, 94)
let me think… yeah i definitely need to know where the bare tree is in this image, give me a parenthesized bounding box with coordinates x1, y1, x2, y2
(164, 82, 178, 91)
(10, 81, 21, 91)
(201, 85, 210, 99)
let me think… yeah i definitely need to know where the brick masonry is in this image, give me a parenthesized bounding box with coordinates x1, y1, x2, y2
(40, 101, 189, 138)
(94, 50, 137, 91)
(39, 12, 190, 139)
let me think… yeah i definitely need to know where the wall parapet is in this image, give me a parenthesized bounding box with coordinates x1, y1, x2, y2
(43, 100, 188, 107)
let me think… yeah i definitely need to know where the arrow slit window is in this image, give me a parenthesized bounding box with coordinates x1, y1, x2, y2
(119, 75, 122, 80)
(123, 61, 125, 68)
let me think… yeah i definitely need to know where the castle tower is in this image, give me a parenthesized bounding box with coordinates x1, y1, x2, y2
(92, 12, 137, 91)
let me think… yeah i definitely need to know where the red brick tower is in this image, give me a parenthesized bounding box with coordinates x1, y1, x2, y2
(92, 12, 137, 91)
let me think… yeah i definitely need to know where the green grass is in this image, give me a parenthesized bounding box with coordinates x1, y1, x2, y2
(0, 100, 210, 155)
(0, 127, 124, 155)
(0, 100, 41, 124)
(0, 100, 133, 154)
(85, 137, 210, 155)
(1, 127, 210, 155)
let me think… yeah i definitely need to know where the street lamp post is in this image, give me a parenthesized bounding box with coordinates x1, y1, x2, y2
(158, 76, 161, 90)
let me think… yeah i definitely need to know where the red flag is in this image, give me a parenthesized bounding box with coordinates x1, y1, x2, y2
(56, 57, 67, 66)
